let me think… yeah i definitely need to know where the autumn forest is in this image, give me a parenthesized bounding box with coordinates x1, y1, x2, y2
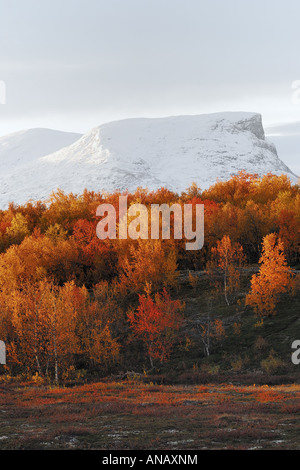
(0, 171, 299, 384)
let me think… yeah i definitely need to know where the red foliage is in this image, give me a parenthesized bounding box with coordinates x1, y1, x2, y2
(128, 288, 184, 365)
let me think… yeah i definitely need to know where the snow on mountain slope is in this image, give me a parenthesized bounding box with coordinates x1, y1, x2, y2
(0, 128, 82, 177)
(0, 113, 298, 209)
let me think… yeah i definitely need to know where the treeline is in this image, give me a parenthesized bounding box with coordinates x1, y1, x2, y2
(0, 171, 299, 278)
(0, 171, 299, 380)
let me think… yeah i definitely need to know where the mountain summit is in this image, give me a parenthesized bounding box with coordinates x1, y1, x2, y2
(0, 112, 297, 209)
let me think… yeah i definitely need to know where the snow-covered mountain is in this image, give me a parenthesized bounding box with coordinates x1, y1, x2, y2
(0, 113, 298, 209)
(0, 128, 82, 177)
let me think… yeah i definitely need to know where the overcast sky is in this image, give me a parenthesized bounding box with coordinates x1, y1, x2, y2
(0, 0, 300, 139)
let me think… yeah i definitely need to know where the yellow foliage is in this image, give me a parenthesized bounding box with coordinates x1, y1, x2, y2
(246, 233, 295, 316)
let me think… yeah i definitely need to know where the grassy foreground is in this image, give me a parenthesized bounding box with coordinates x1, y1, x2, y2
(1, 379, 300, 450)
(1, 272, 299, 450)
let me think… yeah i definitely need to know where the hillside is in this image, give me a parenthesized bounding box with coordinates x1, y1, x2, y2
(159, 270, 300, 384)
(0, 128, 82, 174)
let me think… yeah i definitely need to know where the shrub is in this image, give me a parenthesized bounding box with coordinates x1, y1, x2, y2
(261, 350, 285, 374)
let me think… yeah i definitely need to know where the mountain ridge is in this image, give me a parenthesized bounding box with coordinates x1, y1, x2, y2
(0, 112, 298, 209)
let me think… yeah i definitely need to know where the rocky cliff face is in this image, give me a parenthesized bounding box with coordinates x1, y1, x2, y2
(0, 112, 297, 208)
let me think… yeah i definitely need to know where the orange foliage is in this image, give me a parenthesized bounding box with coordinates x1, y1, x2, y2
(207, 235, 245, 305)
(246, 233, 295, 316)
(0, 174, 299, 376)
(119, 239, 178, 294)
(128, 287, 185, 365)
